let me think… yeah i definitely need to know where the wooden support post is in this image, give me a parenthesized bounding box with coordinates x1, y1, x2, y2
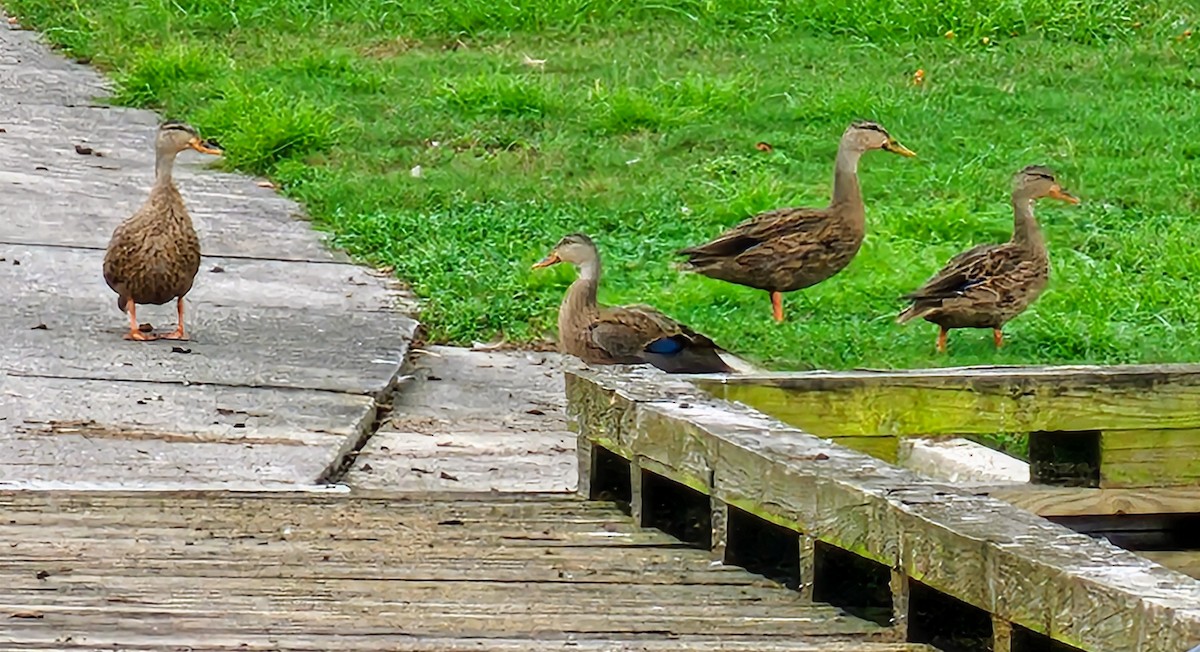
(630, 458, 646, 527)
(576, 437, 594, 499)
(992, 615, 1013, 652)
(798, 533, 816, 602)
(710, 497, 728, 561)
(889, 569, 910, 642)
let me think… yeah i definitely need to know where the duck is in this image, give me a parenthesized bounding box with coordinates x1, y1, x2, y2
(532, 233, 734, 374)
(676, 120, 916, 323)
(896, 165, 1080, 352)
(103, 121, 222, 341)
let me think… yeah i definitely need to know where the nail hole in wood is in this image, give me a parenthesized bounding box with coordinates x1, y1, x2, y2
(725, 505, 801, 589)
(812, 542, 892, 626)
(907, 580, 993, 652)
(1012, 623, 1085, 652)
(591, 446, 632, 514)
(1028, 430, 1100, 487)
(640, 470, 711, 548)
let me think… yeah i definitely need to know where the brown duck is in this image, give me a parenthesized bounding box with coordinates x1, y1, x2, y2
(533, 233, 734, 374)
(676, 121, 916, 322)
(103, 121, 222, 341)
(896, 165, 1080, 352)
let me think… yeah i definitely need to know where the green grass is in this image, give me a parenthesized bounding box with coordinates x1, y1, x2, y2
(9, 0, 1199, 369)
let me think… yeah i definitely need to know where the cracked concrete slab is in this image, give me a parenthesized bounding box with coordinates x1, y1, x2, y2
(0, 19, 417, 489)
(347, 346, 578, 494)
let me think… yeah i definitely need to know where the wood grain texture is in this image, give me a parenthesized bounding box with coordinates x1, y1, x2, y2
(982, 485, 1200, 516)
(0, 492, 936, 652)
(695, 364, 1200, 433)
(567, 366, 1200, 652)
(1142, 552, 1200, 580)
(1100, 429, 1200, 488)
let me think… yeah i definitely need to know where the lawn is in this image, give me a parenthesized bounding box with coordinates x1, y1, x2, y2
(8, 0, 1199, 370)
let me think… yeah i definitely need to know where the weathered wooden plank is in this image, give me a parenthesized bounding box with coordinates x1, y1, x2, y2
(0, 631, 936, 652)
(568, 367, 1200, 652)
(1142, 552, 1200, 580)
(981, 485, 1200, 516)
(0, 491, 928, 650)
(693, 364, 1200, 436)
(1100, 429, 1200, 488)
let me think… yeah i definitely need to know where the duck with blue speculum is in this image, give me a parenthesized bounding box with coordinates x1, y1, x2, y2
(532, 233, 735, 374)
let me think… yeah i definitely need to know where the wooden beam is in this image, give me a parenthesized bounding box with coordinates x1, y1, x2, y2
(691, 364, 1200, 437)
(1142, 551, 1200, 580)
(980, 485, 1200, 517)
(566, 366, 1200, 652)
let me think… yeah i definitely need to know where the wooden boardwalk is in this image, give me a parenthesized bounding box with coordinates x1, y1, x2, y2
(0, 491, 933, 651)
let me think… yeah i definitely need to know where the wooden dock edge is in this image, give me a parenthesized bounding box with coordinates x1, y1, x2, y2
(565, 366, 1200, 652)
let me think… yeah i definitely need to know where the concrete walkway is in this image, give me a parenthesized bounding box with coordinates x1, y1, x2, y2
(0, 18, 418, 490)
(0, 16, 583, 495)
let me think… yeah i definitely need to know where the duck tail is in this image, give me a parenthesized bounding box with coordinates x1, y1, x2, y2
(643, 335, 736, 374)
(895, 301, 933, 325)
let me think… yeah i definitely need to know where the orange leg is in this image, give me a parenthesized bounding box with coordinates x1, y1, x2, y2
(159, 298, 189, 341)
(993, 328, 1004, 349)
(935, 326, 948, 353)
(770, 291, 784, 323)
(123, 299, 156, 341)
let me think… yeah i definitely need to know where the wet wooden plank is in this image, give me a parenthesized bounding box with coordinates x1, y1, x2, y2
(0, 492, 932, 651)
(567, 366, 1200, 652)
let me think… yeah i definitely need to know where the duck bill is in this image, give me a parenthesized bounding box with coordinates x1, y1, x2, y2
(531, 252, 561, 269)
(883, 139, 917, 158)
(1049, 187, 1080, 204)
(189, 137, 223, 156)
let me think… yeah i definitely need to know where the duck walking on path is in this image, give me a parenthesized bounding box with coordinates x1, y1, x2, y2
(676, 121, 916, 323)
(896, 165, 1080, 352)
(533, 233, 734, 374)
(103, 121, 222, 341)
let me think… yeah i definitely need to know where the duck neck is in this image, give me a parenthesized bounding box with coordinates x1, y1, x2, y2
(830, 142, 865, 218)
(1011, 194, 1045, 252)
(562, 258, 601, 318)
(154, 148, 179, 188)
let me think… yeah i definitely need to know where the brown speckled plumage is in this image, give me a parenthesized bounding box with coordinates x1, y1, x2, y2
(533, 234, 734, 374)
(677, 121, 916, 322)
(103, 183, 201, 310)
(103, 121, 222, 341)
(896, 165, 1080, 352)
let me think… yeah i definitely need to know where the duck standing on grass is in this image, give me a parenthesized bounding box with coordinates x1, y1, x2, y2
(532, 233, 735, 374)
(896, 165, 1080, 352)
(103, 121, 222, 341)
(676, 120, 916, 323)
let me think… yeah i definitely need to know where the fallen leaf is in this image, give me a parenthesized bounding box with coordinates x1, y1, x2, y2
(35, 570, 50, 580)
(171, 347, 192, 354)
(256, 180, 276, 189)
(361, 463, 373, 472)
(912, 69, 925, 85)
(944, 30, 955, 39)
(440, 471, 459, 481)
(138, 322, 154, 332)
(30, 323, 47, 330)
(521, 54, 547, 68)
(755, 141, 773, 152)
(210, 265, 225, 273)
